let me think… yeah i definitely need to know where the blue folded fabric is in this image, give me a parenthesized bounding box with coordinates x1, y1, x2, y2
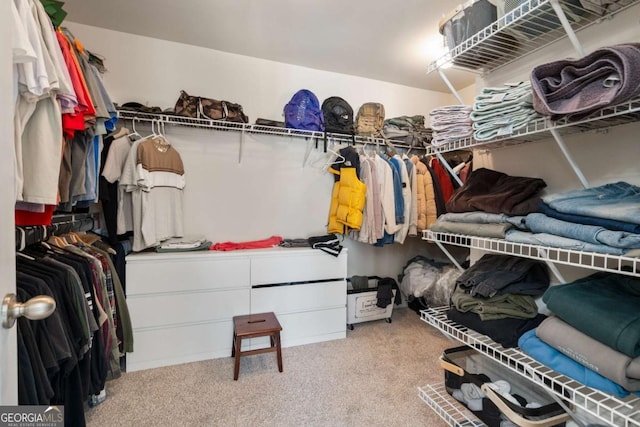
(539, 202, 640, 234)
(505, 229, 626, 255)
(542, 182, 640, 225)
(525, 213, 640, 249)
(518, 330, 630, 398)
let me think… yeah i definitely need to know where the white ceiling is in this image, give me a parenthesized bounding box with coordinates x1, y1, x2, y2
(62, 0, 476, 93)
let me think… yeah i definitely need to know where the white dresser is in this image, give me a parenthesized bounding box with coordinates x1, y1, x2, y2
(125, 247, 347, 371)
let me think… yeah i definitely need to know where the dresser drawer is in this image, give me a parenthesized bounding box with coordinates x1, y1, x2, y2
(250, 251, 347, 285)
(128, 288, 250, 328)
(251, 280, 346, 314)
(247, 307, 346, 349)
(127, 255, 250, 295)
(126, 320, 234, 372)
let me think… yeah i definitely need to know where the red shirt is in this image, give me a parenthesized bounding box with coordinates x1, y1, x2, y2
(57, 31, 95, 138)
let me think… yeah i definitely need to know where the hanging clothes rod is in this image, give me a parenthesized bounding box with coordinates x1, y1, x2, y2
(15, 213, 100, 251)
(116, 110, 434, 152)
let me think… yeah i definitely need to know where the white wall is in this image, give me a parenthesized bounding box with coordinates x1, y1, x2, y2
(67, 23, 455, 123)
(66, 22, 462, 278)
(456, 82, 478, 105)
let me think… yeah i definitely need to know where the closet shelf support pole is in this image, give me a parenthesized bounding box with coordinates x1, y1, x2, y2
(544, 392, 587, 427)
(437, 68, 465, 105)
(239, 128, 245, 164)
(434, 151, 463, 187)
(549, 0, 585, 58)
(536, 248, 566, 283)
(549, 128, 589, 188)
(433, 240, 466, 272)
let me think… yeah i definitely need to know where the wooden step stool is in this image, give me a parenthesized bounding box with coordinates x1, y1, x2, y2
(231, 312, 283, 380)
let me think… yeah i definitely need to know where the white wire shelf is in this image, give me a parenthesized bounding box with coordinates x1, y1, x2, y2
(422, 230, 640, 278)
(118, 94, 640, 158)
(419, 383, 486, 427)
(421, 306, 640, 427)
(427, 0, 640, 75)
(423, 96, 640, 155)
(116, 110, 430, 151)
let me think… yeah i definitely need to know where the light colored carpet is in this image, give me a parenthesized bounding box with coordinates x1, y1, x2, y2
(85, 308, 452, 427)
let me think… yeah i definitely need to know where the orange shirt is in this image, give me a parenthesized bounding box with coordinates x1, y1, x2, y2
(56, 31, 95, 138)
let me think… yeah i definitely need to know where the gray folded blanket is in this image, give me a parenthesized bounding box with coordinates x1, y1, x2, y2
(430, 220, 512, 239)
(530, 43, 640, 120)
(536, 316, 640, 391)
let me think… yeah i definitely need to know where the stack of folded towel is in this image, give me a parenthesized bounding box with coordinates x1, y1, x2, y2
(530, 43, 640, 121)
(470, 81, 542, 141)
(429, 105, 473, 146)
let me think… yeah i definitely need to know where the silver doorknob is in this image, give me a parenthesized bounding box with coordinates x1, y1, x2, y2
(1, 293, 56, 329)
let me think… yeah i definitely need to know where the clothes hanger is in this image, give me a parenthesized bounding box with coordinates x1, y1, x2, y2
(16, 251, 36, 261)
(111, 126, 130, 140)
(77, 232, 101, 245)
(65, 232, 82, 244)
(362, 142, 369, 156)
(384, 140, 397, 157)
(16, 228, 26, 252)
(319, 142, 347, 172)
(158, 120, 170, 146)
(126, 118, 142, 140)
(372, 139, 382, 156)
(306, 141, 338, 171)
(148, 119, 157, 137)
(129, 118, 155, 145)
(324, 141, 346, 166)
(151, 120, 171, 152)
(48, 235, 69, 247)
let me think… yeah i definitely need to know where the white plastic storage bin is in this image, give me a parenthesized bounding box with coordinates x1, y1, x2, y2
(346, 276, 396, 330)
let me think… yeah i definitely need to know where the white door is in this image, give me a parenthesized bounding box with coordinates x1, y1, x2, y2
(0, 0, 18, 405)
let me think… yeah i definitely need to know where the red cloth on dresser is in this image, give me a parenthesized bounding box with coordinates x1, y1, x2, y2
(210, 236, 283, 251)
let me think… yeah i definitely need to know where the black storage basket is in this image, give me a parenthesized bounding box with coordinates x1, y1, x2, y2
(440, 346, 570, 427)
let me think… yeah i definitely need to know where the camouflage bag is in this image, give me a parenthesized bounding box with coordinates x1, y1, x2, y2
(174, 90, 248, 123)
(355, 102, 385, 137)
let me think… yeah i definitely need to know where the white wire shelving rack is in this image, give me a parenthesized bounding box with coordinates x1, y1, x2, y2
(118, 94, 640, 179)
(422, 230, 640, 278)
(116, 109, 429, 151)
(421, 2, 640, 426)
(418, 383, 486, 427)
(421, 306, 640, 427)
(427, 0, 640, 75)
(427, 0, 640, 188)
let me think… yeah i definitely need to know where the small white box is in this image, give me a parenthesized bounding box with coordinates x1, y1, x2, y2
(346, 278, 396, 329)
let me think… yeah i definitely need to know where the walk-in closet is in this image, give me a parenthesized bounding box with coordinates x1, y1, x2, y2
(4, 1, 640, 426)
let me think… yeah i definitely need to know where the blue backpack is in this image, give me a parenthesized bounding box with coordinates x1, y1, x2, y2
(284, 89, 324, 131)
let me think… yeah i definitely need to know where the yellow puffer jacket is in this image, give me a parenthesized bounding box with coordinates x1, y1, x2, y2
(327, 181, 343, 234)
(327, 167, 366, 234)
